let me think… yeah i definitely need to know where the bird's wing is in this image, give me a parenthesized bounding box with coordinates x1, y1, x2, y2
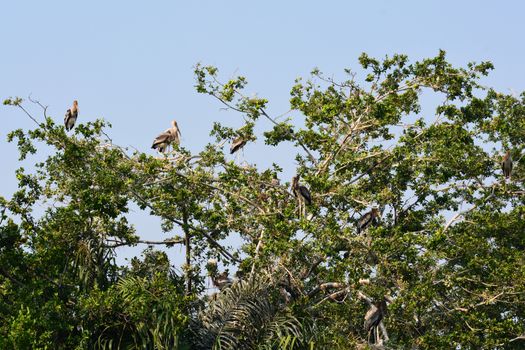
(358, 212, 371, 227)
(152, 130, 172, 147)
(169, 129, 180, 145)
(230, 138, 246, 153)
(64, 109, 71, 123)
(364, 307, 379, 331)
(299, 186, 312, 204)
(502, 158, 513, 174)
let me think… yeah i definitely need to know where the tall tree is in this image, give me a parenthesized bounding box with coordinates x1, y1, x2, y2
(1, 51, 524, 349)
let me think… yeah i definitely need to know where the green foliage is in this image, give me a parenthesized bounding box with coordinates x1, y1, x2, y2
(1, 51, 524, 348)
(191, 277, 304, 350)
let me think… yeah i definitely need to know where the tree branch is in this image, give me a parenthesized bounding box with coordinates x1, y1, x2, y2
(103, 238, 185, 248)
(258, 108, 318, 164)
(183, 208, 192, 295)
(130, 189, 240, 263)
(442, 189, 495, 234)
(249, 228, 265, 281)
(203, 75, 318, 164)
(307, 282, 346, 299)
(509, 335, 525, 343)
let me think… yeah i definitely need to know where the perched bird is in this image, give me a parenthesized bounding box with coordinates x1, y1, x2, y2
(212, 270, 233, 290)
(357, 206, 380, 234)
(291, 175, 312, 205)
(502, 150, 513, 180)
(230, 136, 247, 154)
(151, 120, 181, 153)
(364, 299, 388, 344)
(64, 100, 79, 131)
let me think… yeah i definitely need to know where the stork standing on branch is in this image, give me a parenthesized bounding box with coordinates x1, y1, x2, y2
(206, 259, 233, 291)
(230, 136, 247, 154)
(292, 175, 312, 217)
(364, 298, 388, 345)
(151, 120, 181, 153)
(357, 206, 380, 234)
(212, 270, 233, 291)
(64, 100, 78, 131)
(502, 150, 513, 180)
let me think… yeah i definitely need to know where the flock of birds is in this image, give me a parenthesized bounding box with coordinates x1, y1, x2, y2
(63, 98, 514, 258)
(63, 100, 515, 343)
(63, 100, 248, 155)
(63, 98, 516, 186)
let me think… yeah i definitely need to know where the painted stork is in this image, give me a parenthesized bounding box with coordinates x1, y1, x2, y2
(292, 175, 312, 205)
(502, 150, 513, 180)
(212, 270, 233, 291)
(357, 206, 380, 234)
(230, 136, 247, 154)
(292, 175, 312, 217)
(151, 120, 181, 153)
(64, 100, 78, 131)
(364, 299, 388, 344)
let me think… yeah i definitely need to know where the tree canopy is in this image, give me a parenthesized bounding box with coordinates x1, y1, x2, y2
(1, 51, 524, 349)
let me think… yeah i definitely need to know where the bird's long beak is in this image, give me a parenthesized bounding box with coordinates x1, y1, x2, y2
(174, 122, 181, 135)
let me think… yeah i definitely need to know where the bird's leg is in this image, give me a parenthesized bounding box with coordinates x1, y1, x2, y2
(302, 201, 306, 218)
(297, 198, 305, 218)
(240, 149, 250, 168)
(235, 151, 246, 166)
(379, 321, 389, 342)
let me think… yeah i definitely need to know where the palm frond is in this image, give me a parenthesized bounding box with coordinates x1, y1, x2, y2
(191, 276, 305, 350)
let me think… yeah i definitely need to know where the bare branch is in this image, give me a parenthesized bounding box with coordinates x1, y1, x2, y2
(249, 228, 265, 280)
(307, 282, 346, 298)
(104, 238, 185, 248)
(509, 335, 525, 343)
(27, 94, 49, 119)
(15, 103, 43, 127)
(314, 287, 350, 306)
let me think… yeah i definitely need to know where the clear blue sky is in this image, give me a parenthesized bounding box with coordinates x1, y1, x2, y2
(1, 1, 524, 267)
